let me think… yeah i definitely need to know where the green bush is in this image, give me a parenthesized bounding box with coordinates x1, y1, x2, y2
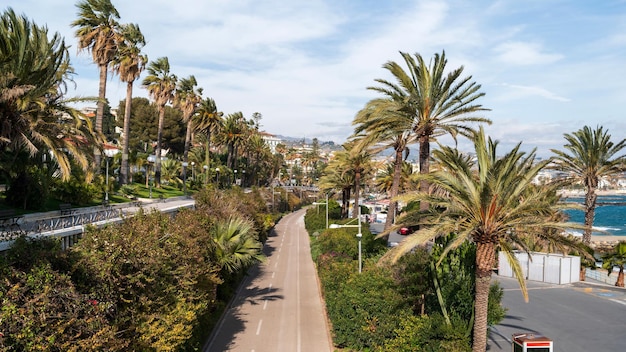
(379, 314, 471, 352)
(319, 262, 411, 350)
(53, 177, 100, 205)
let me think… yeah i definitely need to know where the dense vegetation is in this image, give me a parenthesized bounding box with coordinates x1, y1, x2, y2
(0, 189, 272, 351)
(304, 205, 506, 351)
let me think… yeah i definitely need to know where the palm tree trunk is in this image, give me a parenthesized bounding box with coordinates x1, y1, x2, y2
(94, 64, 108, 171)
(472, 241, 496, 352)
(419, 135, 431, 212)
(617, 268, 624, 287)
(384, 148, 404, 233)
(583, 187, 597, 245)
(155, 106, 166, 187)
(120, 81, 133, 185)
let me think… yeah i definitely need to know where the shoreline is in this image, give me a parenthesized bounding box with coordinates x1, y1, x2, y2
(558, 189, 626, 197)
(558, 189, 625, 246)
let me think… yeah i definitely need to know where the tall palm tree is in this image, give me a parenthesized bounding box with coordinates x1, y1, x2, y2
(338, 140, 373, 218)
(174, 75, 203, 189)
(366, 51, 490, 223)
(1, 8, 96, 180)
(195, 97, 223, 176)
(319, 149, 358, 219)
(384, 127, 587, 352)
(72, 0, 121, 168)
(354, 98, 413, 230)
(219, 112, 248, 170)
(111, 22, 147, 185)
(602, 241, 626, 287)
(551, 125, 626, 244)
(141, 57, 177, 187)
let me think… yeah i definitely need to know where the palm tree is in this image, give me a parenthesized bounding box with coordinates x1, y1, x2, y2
(384, 127, 588, 352)
(212, 217, 264, 275)
(602, 242, 626, 287)
(111, 23, 147, 185)
(174, 75, 203, 190)
(1, 8, 96, 180)
(72, 0, 121, 168)
(319, 149, 357, 219)
(219, 112, 248, 170)
(338, 140, 373, 218)
(551, 125, 626, 244)
(195, 97, 223, 178)
(141, 57, 177, 187)
(366, 51, 490, 226)
(354, 98, 413, 231)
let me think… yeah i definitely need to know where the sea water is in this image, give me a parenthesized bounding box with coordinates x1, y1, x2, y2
(563, 195, 626, 237)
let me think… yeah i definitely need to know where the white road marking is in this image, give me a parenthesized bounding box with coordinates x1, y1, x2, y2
(256, 319, 263, 335)
(272, 271, 275, 278)
(263, 299, 268, 310)
(610, 299, 626, 306)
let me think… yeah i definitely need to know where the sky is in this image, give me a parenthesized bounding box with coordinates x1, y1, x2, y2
(7, 0, 626, 159)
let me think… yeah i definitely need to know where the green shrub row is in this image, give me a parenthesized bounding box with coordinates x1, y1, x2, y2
(305, 207, 505, 351)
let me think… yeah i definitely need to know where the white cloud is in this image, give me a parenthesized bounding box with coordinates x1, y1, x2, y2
(493, 41, 563, 65)
(497, 83, 570, 102)
(6, 0, 626, 154)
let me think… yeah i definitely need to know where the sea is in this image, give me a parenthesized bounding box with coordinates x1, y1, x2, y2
(563, 194, 626, 237)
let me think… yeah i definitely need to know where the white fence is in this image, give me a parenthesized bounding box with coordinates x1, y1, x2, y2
(498, 251, 581, 284)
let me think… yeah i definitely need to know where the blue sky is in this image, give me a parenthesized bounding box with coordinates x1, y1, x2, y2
(7, 0, 626, 158)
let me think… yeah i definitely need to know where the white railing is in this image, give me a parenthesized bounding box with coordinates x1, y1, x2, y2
(0, 198, 194, 252)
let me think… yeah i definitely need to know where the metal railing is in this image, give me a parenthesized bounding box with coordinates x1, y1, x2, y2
(0, 198, 194, 252)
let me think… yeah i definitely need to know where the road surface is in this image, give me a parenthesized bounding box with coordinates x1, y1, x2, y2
(488, 275, 626, 351)
(205, 209, 332, 352)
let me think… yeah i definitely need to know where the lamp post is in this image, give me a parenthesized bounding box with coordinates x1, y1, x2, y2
(215, 167, 220, 187)
(203, 165, 208, 186)
(182, 161, 188, 196)
(104, 147, 119, 204)
(312, 193, 329, 229)
(191, 162, 195, 181)
(242, 169, 246, 187)
(147, 155, 156, 199)
(233, 169, 237, 186)
(329, 203, 362, 273)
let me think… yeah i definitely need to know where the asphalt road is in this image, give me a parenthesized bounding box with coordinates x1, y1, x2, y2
(204, 209, 332, 352)
(488, 275, 626, 351)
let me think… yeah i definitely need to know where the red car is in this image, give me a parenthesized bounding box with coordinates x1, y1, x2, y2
(399, 227, 411, 235)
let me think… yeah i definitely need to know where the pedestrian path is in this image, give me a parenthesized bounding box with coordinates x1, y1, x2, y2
(205, 209, 332, 352)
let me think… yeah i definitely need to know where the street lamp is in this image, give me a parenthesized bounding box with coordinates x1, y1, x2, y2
(203, 165, 208, 186)
(312, 193, 329, 229)
(104, 147, 119, 204)
(147, 155, 156, 199)
(191, 162, 195, 181)
(329, 204, 363, 273)
(233, 169, 237, 186)
(182, 161, 188, 196)
(215, 167, 220, 187)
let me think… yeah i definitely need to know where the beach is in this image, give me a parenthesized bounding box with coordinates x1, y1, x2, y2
(557, 188, 626, 247)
